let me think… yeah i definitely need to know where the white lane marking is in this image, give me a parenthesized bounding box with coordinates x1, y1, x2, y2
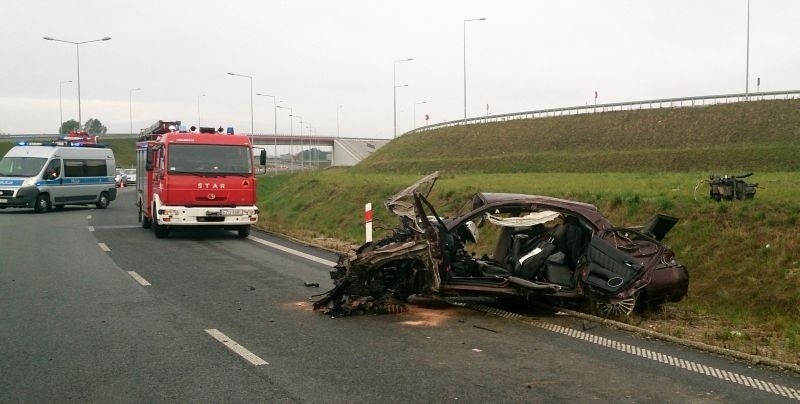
(88, 226, 95, 232)
(468, 303, 800, 401)
(98, 243, 110, 252)
(91, 225, 141, 230)
(249, 236, 337, 267)
(127, 271, 151, 286)
(205, 329, 268, 366)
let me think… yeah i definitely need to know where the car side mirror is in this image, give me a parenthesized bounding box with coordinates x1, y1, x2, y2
(260, 150, 267, 166)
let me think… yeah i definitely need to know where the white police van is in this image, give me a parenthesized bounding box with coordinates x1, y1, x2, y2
(0, 141, 117, 213)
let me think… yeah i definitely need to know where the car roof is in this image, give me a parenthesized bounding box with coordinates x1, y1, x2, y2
(445, 192, 613, 232)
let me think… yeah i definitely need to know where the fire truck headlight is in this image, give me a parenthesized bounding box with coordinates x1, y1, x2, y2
(243, 208, 258, 215)
(162, 208, 181, 215)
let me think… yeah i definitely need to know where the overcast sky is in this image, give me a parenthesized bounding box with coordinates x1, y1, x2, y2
(1, 0, 798, 138)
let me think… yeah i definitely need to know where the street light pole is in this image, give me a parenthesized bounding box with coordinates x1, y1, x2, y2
(129, 88, 140, 135)
(59, 80, 72, 134)
(463, 18, 486, 119)
(336, 105, 343, 138)
(393, 58, 412, 138)
(414, 101, 427, 129)
(256, 93, 279, 175)
(745, 0, 750, 98)
(197, 94, 205, 127)
(227, 72, 254, 144)
(43, 36, 112, 129)
(292, 115, 304, 169)
(277, 105, 293, 173)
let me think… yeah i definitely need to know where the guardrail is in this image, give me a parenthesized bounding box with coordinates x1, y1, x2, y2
(406, 90, 800, 135)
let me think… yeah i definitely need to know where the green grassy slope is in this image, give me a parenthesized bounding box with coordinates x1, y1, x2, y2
(358, 99, 800, 173)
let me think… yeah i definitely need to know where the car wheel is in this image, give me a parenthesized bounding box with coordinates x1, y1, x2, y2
(237, 225, 251, 238)
(592, 292, 638, 317)
(95, 192, 110, 209)
(34, 194, 51, 213)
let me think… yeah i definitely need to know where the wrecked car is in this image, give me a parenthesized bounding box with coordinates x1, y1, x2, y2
(314, 172, 688, 317)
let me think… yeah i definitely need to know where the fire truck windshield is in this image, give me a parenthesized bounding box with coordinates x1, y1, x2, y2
(166, 144, 253, 175)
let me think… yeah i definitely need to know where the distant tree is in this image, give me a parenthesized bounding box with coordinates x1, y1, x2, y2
(84, 118, 107, 135)
(60, 119, 80, 134)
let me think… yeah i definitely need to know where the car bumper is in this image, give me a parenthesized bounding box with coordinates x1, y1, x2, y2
(0, 186, 37, 208)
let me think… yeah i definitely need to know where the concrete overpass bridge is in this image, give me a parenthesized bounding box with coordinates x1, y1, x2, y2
(3, 132, 389, 167)
(250, 134, 389, 166)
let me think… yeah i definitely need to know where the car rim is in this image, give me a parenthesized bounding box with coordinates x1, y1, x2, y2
(596, 295, 637, 317)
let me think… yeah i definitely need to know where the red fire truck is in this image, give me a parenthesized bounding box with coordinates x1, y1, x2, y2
(136, 120, 266, 238)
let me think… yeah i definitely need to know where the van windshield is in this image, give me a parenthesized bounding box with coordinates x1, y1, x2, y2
(0, 156, 47, 177)
(166, 144, 253, 175)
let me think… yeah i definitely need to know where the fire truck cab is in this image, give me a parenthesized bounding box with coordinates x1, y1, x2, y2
(136, 121, 265, 238)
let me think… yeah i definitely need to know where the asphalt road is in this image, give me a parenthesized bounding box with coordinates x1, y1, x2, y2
(1, 188, 799, 403)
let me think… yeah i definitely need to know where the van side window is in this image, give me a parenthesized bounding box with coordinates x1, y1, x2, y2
(64, 159, 108, 177)
(44, 159, 61, 179)
(46, 159, 62, 178)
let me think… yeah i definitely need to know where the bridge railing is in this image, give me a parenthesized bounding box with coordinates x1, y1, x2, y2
(405, 90, 800, 135)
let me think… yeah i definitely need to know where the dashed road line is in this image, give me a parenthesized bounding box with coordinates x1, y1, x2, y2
(205, 329, 268, 366)
(467, 303, 800, 400)
(127, 271, 151, 286)
(98, 243, 110, 252)
(249, 236, 337, 267)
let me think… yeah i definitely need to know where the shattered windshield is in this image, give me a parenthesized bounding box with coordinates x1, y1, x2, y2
(384, 171, 439, 222)
(166, 144, 253, 175)
(0, 156, 47, 177)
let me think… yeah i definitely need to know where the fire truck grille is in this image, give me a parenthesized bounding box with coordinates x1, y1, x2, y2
(198, 217, 226, 223)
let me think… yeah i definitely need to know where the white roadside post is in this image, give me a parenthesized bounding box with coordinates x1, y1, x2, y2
(365, 203, 373, 243)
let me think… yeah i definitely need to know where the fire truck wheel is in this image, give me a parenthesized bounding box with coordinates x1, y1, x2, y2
(152, 213, 169, 238)
(237, 225, 251, 238)
(95, 192, 110, 209)
(34, 194, 51, 213)
(139, 206, 152, 229)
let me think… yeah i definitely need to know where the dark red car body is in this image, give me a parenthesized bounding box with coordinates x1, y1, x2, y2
(315, 172, 688, 317)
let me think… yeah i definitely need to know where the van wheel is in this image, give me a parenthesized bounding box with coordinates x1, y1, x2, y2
(34, 194, 51, 213)
(237, 225, 251, 238)
(96, 192, 110, 209)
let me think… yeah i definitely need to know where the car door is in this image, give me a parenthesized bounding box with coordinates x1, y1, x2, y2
(582, 235, 644, 295)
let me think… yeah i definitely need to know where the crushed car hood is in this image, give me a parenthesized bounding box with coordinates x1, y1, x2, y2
(384, 171, 439, 231)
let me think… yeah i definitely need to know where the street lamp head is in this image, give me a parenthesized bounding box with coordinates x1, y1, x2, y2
(43, 36, 54, 41)
(227, 72, 235, 75)
(101, 37, 111, 41)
